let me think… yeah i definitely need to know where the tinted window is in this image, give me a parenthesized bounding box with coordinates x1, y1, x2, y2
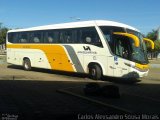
(8, 33, 14, 43)
(29, 31, 43, 43)
(44, 31, 54, 43)
(8, 27, 102, 46)
(68, 27, 102, 46)
(114, 35, 132, 59)
(80, 27, 102, 47)
(12, 32, 20, 43)
(52, 27, 102, 46)
(100, 26, 125, 52)
(19, 32, 28, 43)
(56, 29, 73, 43)
(59, 31, 65, 43)
(64, 30, 73, 43)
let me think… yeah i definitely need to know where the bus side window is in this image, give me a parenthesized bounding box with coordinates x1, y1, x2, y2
(59, 31, 65, 43)
(66, 35, 71, 43)
(13, 33, 20, 43)
(72, 29, 77, 43)
(77, 29, 83, 43)
(47, 31, 54, 43)
(48, 36, 53, 43)
(81, 27, 102, 47)
(8, 33, 14, 43)
(31, 32, 43, 43)
(64, 30, 72, 43)
(20, 38, 27, 43)
(44, 31, 53, 43)
(33, 37, 40, 43)
(85, 37, 92, 43)
(20, 32, 28, 43)
(54, 31, 59, 43)
(81, 28, 91, 43)
(28, 32, 34, 43)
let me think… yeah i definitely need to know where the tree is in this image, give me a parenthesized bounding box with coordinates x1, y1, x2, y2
(0, 23, 9, 44)
(145, 29, 159, 59)
(145, 29, 160, 51)
(146, 29, 157, 41)
(154, 40, 160, 51)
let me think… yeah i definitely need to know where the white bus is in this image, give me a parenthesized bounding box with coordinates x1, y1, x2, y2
(6, 20, 154, 80)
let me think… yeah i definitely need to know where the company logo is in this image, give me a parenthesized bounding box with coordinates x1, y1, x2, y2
(83, 46, 91, 51)
(77, 46, 97, 54)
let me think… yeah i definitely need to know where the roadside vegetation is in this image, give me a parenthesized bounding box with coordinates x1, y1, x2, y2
(146, 29, 160, 51)
(145, 29, 160, 59)
(0, 23, 9, 45)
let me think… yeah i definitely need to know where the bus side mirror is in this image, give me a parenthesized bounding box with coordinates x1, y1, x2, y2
(113, 32, 140, 47)
(143, 38, 154, 50)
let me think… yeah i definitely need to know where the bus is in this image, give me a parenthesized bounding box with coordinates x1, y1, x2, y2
(6, 20, 154, 80)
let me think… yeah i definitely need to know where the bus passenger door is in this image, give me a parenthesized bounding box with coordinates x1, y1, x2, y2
(113, 36, 130, 77)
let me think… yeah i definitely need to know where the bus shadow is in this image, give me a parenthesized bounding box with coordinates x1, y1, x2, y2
(102, 76, 141, 84)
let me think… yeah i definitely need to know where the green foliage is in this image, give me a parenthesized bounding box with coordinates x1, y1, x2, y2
(146, 41, 152, 51)
(0, 23, 9, 44)
(154, 40, 160, 51)
(145, 29, 160, 52)
(146, 40, 160, 52)
(146, 29, 157, 41)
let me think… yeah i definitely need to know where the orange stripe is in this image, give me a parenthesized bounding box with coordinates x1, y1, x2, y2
(7, 44, 74, 72)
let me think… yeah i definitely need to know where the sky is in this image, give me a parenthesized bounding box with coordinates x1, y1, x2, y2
(0, 0, 160, 35)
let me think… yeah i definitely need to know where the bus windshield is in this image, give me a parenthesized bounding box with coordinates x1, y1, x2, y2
(126, 29, 148, 64)
(100, 26, 148, 64)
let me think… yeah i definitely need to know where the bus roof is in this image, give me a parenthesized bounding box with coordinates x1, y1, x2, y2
(8, 20, 139, 33)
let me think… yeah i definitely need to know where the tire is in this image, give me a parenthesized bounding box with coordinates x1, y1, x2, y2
(23, 58, 31, 71)
(89, 64, 102, 80)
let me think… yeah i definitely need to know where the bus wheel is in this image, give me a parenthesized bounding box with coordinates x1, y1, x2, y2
(89, 64, 102, 80)
(23, 58, 31, 71)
